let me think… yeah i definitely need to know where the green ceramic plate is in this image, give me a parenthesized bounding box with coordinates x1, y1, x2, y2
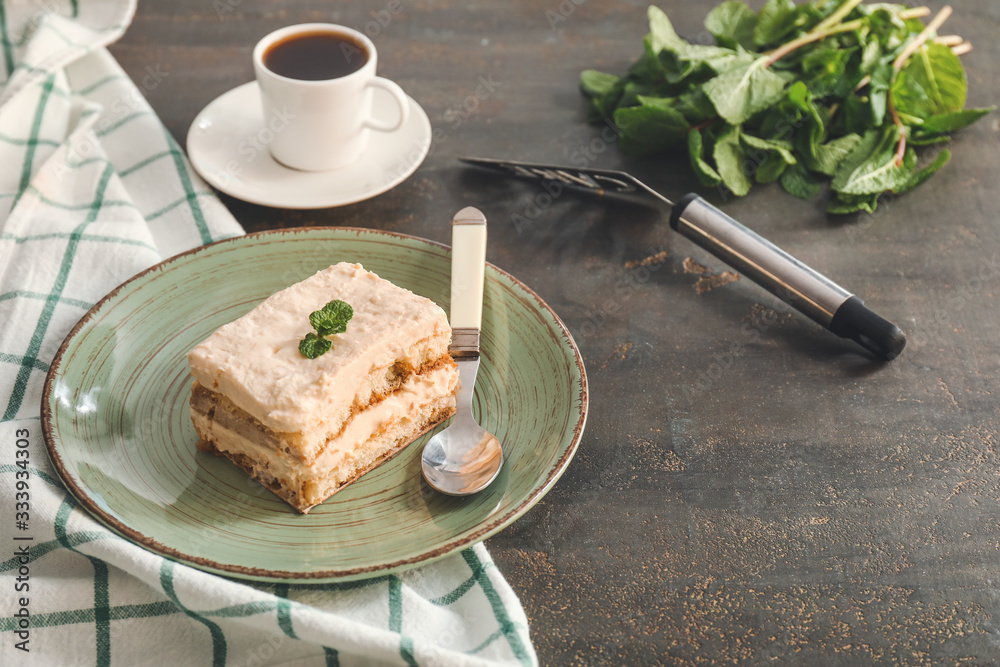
(42, 228, 588, 582)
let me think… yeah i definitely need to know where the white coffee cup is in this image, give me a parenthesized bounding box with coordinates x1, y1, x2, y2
(252, 23, 410, 171)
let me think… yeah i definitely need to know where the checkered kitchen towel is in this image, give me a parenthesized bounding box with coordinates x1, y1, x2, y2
(0, 2, 536, 665)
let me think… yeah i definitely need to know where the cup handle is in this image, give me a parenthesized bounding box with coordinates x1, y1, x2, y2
(363, 77, 409, 132)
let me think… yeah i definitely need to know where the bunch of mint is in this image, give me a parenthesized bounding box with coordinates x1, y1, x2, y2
(581, 2, 994, 214)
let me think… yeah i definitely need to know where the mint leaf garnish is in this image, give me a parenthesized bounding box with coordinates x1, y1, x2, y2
(309, 299, 353, 337)
(299, 299, 353, 359)
(299, 332, 332, 359)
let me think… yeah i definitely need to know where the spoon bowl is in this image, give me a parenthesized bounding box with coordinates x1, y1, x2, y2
(421, 412, 503, 495)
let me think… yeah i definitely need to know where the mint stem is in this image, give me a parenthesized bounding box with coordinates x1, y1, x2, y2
(763, 19, 863, 67)
(891, 107, 907, 167)
(898, 7, 931, 19)
(813, 0, 864, 33)
(888, 5, 954, 164)
(688, 118, 716, 132)
(892, 5, 953, 70)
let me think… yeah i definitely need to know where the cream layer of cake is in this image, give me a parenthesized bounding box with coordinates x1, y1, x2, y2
(191, 363, 457, 511)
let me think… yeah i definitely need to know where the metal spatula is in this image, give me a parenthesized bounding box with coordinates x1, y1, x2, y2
(460, 156, 906, 362)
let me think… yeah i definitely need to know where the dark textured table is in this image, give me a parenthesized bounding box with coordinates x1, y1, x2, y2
(111, 1, 1000, 663)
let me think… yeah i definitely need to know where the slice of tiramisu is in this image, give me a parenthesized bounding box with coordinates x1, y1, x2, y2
(187, 262, 458, 513)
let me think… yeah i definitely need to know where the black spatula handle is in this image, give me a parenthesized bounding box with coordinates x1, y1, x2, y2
(670, 194, 905, 361)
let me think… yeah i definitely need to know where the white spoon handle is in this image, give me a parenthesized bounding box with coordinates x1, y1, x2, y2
(450, 207, 487, 330)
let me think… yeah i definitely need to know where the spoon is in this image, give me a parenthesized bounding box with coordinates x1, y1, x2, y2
(421, 206, 504, 495)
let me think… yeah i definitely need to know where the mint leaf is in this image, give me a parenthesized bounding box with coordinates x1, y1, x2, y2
(299, 333, 332, 360)
(309, 299, 354, 337)
(705, 1, 757, 50)
(860, 38, 881, 72)
(657, 50, 698, 84)
(681, 44, 754, 75)
(920, 107, 996, 134)
(647, 5, 689, 54)
(648, 6, 753, 74)
(671, 88, 716, 123)
(781, 164, 820, 199)
(614, 97, 688, 155)
(784, 81, 826, 157)
(755, 151, 787, 183)
(867, 64, 893, 127)
(704, 58, 787, 125)
(299, 299, 354, 359)
(753, 0, 799, 48)
(890, 43, 967, 121)
(830, 127, 914, 195)
(830, 128, 888, 189)
(833, 149, 911, 195)
(629, 36, 677, 82)
(805, 133, 862, 176)
(908, 133, 951, 147)
(826, 192, 880, 215)
(580, 70, 623, 120)
(616, 81, 659, 109)
(713, 126, 752, 196)
(687, 128, 723, 187)
(894, 149, 951, 195)
(580, 70, 620, 97)
(741, 132, 797, 165)
(801, 47, 852, 98)
(780, 162, 823, 199)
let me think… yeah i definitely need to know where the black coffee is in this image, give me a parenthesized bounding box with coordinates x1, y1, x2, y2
(263, 32, 369, 81)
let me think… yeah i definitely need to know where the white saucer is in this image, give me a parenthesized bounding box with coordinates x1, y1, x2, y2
(186, 81, 431, 209)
